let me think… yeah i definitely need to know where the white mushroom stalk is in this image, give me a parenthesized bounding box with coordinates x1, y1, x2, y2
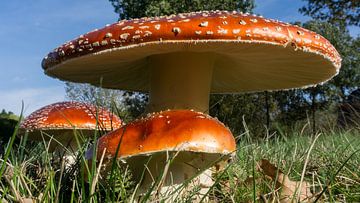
(147, 52, 215, 113)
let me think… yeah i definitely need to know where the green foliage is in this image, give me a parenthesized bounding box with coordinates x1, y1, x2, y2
(0, 110, 19, 153)
(299, 0, 360, 27)
(210, 93, 275, 136)
(65, 82, 136, 123)
(120, 91, 148, 119)
(65, 82, 124, 109)
(303, 21, 360, 98)
(109, 0, 254, 20)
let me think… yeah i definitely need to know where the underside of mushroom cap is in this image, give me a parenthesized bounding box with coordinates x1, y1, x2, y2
(43, 10, 341, 93)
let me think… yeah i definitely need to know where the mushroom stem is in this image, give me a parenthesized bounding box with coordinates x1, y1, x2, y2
(146, 52, 215, 113)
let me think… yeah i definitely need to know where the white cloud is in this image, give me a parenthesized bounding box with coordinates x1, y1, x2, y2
(0, 86, 65, 116)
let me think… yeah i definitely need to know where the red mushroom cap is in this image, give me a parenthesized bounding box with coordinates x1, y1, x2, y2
(88, 110, 235, 160)
(42, 11, 341, 93)
(20, 101, 122, 140)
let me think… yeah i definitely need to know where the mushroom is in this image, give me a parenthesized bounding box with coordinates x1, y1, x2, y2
(86, 110, 235, 196)
(20, 101, 122, 164)
(42, 11, 341, 198)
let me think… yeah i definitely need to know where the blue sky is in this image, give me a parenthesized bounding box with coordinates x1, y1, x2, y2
(0, 0, 358, 115)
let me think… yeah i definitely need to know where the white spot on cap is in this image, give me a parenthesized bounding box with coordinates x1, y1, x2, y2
(110, 39, 116, 44)
(232, 29, 241, 34)
(122, 26, 134, 30)
(155, 24, 161, 30)
(239, 20, 246, 25)
(120, 33, 130, 40)
(303, 38, 312, 44)
(250, 19, 258, 23)
(132, 35, 141, 39)
(144, 31, 152, 37)
(101, 40, 108, 46)
(206, 31, 213, 35)
(139, 25, 149, 29)
(195, 31, 202, 35)
(217, 29, 228, 34)
(199, 21, 208, 27)
(105, 33, 113, 38)
(92, 42, 100, 47)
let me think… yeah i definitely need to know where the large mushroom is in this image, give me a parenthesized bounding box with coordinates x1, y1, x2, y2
(42, 11, 341, 198)
(20, 101, 122, 164)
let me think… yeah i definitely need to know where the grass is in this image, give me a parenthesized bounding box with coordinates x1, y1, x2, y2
(0, 120, 360, 202)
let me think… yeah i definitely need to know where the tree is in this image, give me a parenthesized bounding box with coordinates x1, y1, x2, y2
(109, 0, 254, 20)
(295, 0, 360, 133)
(0, 110, 19, 154)
(299, 0, 360, 27)
(273, 20, 359, 133)
(65, 82, 140, 123)
(65, 82, 126, 108)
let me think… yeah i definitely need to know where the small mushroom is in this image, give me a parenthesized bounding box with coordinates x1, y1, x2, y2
(86, 110, 235, 195)
(20, 101, 122, 165)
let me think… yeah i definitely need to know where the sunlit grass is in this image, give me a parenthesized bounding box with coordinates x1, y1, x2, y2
(0, 117, 359, 202)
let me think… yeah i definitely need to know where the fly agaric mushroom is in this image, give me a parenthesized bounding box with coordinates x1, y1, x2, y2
(42, 10, 341, 198)
(85, 110, 235, 196)
(20, 101, 122, 163)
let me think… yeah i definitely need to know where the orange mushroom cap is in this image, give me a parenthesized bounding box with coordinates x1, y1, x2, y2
(87, 110, 235, 160)
(43, 10, 341, 93)
(20, 101, 122, 140)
